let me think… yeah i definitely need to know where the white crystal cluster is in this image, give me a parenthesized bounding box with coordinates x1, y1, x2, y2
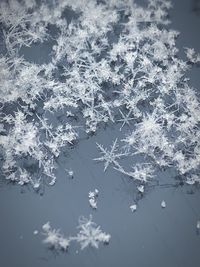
(42, 215, 110, 251)
(0, 0, 199, 189)
(89, 189, 99, 209)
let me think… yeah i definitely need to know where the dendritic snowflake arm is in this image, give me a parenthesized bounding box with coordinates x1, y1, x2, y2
(115, 163, 154, 183)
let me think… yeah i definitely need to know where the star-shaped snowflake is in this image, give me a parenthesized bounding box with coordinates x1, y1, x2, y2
(94, 138, 127, 171)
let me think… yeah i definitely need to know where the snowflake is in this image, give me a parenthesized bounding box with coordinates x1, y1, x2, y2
(94, 138, 127, 171)
(41, 215, 110, 252)
(75, 215, 111, 250)
(185, 48, 200, 64)
(117, 109, 134, 131)
(42, 222, 70, 251)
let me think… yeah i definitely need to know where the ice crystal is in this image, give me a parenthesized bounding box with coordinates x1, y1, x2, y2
(0, 0, 199, 258)
(42, 222, 70, 251)
(0, 0, 199, 193)
(33, 230, 38, 235)
(137, 185, 145, 194)
(185, 48, 200, 64)
(117, 109, 134, 131)
(161, 200, 166, 208)
(130, 204, 137, 212)
(89, 198, 97, 210)
(42, 215, 110, 252)
(88, 189, 99, 209)
(75, 215, 111, 250)
(115, 163, 154, 183)
(94, 139, 127, 172)
(65, 169, 74, 179)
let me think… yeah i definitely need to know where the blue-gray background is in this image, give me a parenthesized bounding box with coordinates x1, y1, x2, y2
(0, 1, 200, 266)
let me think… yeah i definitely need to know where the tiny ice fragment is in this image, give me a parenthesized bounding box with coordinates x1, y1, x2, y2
(94, 189, 99, 196)
(130, 204, 137, 212)
(88, 189, 99, 209)
(88, 191, 96, 198)
(34, 230, 39, 235)
(197, 221, 200, 229)
(161, 200, 166, 208)
(89, 198, 97, 209)
(33, 182, 40, 189)
(42, 222, 51, 232)
(137, 185, 144, 193)
(65, 169, 74, 178)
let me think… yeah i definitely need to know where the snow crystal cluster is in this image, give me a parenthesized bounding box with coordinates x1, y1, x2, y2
(42, 215, 110, 251)
(88, 189, 99, 209)
(0, 1, 199, 191)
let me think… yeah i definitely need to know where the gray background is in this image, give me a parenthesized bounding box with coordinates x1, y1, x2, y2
(0, 1, 200, 266)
